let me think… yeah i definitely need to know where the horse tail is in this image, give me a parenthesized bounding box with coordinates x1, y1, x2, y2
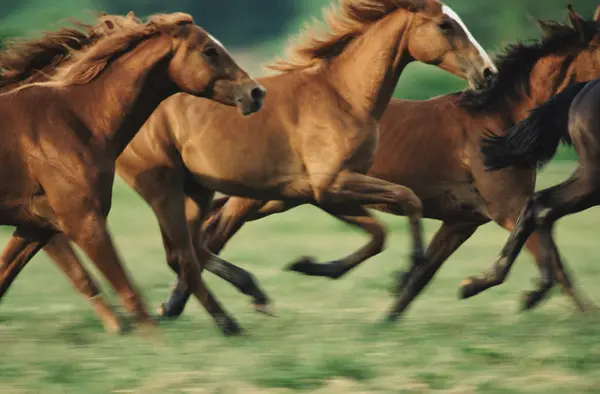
(480, 81, 589, 171)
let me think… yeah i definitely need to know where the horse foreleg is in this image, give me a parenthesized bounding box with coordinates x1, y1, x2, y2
(386, 221, 478, 321)
(293, 171, 425, 282)
(286, 204, 387, 279)
(0, 229, 50, 299)
(149, 186, 242, 335)
(43, 234, 124, 333)
(160, 196, 279, 318)
(523, 169, 600, 311)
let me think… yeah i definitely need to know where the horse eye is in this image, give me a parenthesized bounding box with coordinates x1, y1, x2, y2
(203, 47, 218, 58)
(438, 20, 453, 32)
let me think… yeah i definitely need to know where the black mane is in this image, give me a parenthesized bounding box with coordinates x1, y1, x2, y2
(458, 17, 600, 113)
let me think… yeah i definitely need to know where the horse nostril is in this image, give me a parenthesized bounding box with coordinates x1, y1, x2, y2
(250, 87, 265, 101)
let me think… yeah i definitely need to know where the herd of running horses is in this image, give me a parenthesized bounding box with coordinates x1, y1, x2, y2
(0, 0, 598, 336)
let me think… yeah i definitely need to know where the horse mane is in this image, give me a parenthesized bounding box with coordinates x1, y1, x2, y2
(0, 28, 90, 88)
(459, 17, 600, 113)
(11, 12, 192, 91)
(268, 0, 436, 72)
(0, 14, 141, 89)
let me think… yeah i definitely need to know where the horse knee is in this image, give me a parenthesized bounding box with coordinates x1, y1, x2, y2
(392, 187, 422, 217)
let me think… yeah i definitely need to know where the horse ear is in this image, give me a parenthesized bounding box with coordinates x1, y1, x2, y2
(568, 4, 593, 42)
(567, 4, 584, 26)
(126, 11, 136, 19)
(101, 11, 107, 16)
(594, 6, 600, 21)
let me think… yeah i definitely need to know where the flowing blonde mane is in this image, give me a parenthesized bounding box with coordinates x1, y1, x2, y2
(269, 0, 437, 72)
(11, 12, 193, 92)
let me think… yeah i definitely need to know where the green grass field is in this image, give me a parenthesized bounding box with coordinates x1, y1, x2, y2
(1, 162, 600, 393)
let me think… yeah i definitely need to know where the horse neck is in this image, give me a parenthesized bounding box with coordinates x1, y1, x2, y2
(0, 63, 61, 93)
(567, 48, 600, 87)
(67, 36, 176, 155)
(507, 54, 587, 124)
(326, 11, 414, 121)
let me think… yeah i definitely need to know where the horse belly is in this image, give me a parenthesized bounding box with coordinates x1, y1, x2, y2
(182, 138, 305, 199)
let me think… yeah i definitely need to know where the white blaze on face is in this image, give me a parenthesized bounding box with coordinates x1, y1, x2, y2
(441, 4, 497, 73)
(207, 33, 226, 51)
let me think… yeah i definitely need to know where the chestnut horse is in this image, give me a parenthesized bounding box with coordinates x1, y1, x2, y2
(154, 5, 600, 321)
(6, 0, 495, 328)
(0, 13, 265, 333)
(463, 78, 600, 306)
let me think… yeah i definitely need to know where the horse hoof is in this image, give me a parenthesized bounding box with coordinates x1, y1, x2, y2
(157, 302, 185, 319)
(216, 316, 243, 336)
(458, 277, 481, 300)
(520, 290, 543, 312)
(390, 270, 411, 296)
(285, 256, 318, 274)
(382, 311, 400, 324)
(254, 302, 277, 317)
(103, 317, 129, 334)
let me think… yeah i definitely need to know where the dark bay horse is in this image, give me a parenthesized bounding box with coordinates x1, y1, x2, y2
(0, 13, 265, 334)
(154, 5, 600, 321)
(462, 77, 600, 307)
(8, 0, 496, 328)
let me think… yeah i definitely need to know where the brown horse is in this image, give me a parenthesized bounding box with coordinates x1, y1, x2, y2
(0, 12, 146, 332)
(462, 77, 600, 307)
(153, 5, 600, 321)
(3, 0, 495, 328)
(0, 13, 265, 334)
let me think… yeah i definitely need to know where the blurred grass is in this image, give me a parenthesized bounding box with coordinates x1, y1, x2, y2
(1, 162, 599, 393)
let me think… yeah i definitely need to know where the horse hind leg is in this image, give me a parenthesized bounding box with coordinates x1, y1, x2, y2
(386, 221, 478, 322)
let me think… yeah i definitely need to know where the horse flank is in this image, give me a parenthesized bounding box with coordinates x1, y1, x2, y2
(269, 0, 435, 72)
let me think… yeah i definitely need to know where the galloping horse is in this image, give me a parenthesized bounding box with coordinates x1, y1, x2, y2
(0, 13, 265, 333)
(463, 77, 600, 306)
(154, 5, 600, 320)
(4, 0, 495, 328)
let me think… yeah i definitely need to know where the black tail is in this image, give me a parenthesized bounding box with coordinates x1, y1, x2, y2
(481, 81, 590, 171)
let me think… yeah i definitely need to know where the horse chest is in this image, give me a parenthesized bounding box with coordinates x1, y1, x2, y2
(342, 127, 379, 173)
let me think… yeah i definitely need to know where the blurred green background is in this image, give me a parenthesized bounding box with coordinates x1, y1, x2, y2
(1, 0, 598, 99)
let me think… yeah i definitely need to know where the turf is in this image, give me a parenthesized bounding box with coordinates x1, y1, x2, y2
(1, 162, 599, 393)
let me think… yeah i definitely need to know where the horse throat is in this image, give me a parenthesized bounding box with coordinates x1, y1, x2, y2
(327, 12, 413, 121)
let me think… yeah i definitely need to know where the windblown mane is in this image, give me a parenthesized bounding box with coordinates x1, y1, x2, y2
(269, 0, 434, 72)
(0, 14, 141, 89)
(10, 12, 192, 91)
(0, 28, 88, 89)
(459, 17, 600, 113)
